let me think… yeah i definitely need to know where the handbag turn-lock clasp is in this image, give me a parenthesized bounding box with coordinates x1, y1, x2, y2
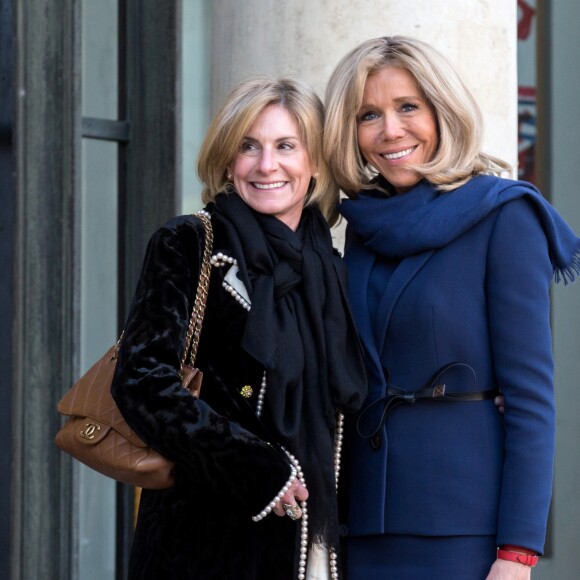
(80, 423, 101, 440)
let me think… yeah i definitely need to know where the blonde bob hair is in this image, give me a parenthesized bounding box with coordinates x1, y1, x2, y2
(324, 35, 511, 196)
(197, 75, 339, 225)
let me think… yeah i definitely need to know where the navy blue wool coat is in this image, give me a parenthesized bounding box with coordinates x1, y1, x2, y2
(341, 194, 555, 554)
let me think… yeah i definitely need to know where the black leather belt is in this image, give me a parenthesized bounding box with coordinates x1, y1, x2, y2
(385, 384, 499, 402)
(357, 362, 500, 450)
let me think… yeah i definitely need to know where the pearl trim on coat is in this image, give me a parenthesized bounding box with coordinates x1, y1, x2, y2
(282, 448, 310, 580)
(256, 371, 267, 417)
(251, 457, 298, 523)
(210, 253, 252, 311)
(254, 370, 343, 580)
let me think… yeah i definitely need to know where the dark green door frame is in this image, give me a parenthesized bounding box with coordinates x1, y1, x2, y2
(0, 1, 181, 578)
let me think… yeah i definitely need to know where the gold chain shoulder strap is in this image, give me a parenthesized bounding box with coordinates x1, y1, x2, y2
(180, 211, 214, 371)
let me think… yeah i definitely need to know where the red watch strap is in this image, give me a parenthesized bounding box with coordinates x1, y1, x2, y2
(497, 548, 539, 567)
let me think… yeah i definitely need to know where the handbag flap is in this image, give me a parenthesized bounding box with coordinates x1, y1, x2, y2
(58, 345, 147, 447)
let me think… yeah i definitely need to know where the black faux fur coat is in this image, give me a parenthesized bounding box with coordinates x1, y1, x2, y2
(111, 214, 315, 579)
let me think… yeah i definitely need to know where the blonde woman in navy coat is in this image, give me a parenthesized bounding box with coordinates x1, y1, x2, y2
(324, 36, 580, 579)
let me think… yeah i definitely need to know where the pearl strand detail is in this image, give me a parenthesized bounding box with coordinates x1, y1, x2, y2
(254, 379, 344, 578)
(222, 280, 251, 310)
(333, 412, 344, 490)
(246, 346, 344, 575)
(325, 411, 344, 580)
(329, 549, 339, 580)
(210, 252, 252, 311)
(209, 252, 236, 268)
(251, 460, 298, 523)
(281, 448, 309, 580)
(255, 371, 267, 417)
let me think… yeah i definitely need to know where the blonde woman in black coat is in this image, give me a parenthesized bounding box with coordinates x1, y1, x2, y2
(111, 76, 367, 580)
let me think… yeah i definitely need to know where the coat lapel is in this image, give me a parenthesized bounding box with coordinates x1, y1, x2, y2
(345, 234, 436, 392)
(375, 250, 435, 356)
(344, 235, 376, 357)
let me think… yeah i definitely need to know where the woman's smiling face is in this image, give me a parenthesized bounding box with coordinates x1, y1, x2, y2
(228, 104, 315, 230)
(356, 66, 438, 193)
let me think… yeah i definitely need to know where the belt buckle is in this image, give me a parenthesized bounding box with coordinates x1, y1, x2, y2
(432, 384, 446, 397)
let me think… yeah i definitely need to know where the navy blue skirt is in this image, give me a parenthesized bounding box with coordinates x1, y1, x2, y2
(346, 534, 497, 580)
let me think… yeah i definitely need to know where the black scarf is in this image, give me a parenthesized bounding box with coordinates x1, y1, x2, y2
(211, 191, 367, 547)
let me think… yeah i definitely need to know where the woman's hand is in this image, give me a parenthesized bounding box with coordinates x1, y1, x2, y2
(486, 558, 532, 579)
(272, 478, 309, 519)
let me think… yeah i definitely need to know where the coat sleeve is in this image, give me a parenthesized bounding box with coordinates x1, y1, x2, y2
(486, 198, 555, 553)
(111, 217, 293, 517)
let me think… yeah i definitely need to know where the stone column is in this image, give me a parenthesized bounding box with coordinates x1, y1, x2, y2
(210, 0, 518, 167)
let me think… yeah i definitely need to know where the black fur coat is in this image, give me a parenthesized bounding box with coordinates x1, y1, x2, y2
(111, 214, 313, 579)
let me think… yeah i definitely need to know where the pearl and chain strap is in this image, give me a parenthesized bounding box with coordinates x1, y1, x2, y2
(210, 252, 252, 311)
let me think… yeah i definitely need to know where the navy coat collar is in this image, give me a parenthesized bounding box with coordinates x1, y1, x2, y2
(344, 232, 434, 393)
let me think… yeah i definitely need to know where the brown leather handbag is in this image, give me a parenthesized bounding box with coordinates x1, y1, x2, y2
(55, 212, 213, 489)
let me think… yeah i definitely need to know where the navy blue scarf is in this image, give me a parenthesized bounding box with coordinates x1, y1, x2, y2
(340, 175, 580, 283)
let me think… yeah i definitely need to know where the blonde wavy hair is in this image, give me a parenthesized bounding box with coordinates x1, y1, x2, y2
(324, 35, 512, 196)
(197, 75, 339, 225)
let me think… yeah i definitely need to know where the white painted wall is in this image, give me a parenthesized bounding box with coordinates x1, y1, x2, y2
(210, 0, 518, 167)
